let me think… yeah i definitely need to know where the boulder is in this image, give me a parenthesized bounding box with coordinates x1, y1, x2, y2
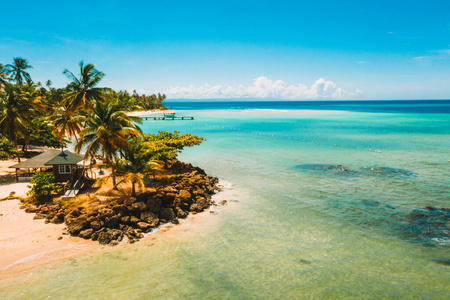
(25, 204, 38, 213)
(66, 215, 88, 235)
(105, 215, 119, 228)
(189, 204, 200, 213)
(137, 222, 152, 232)
(147, 199, 162, 213)
(131, 202, 147, 212)
(179, 190, 191, 200)
(129, 216, 140, 224)
(98, 208, 115, 219)
(140, 211, 159, 227)
(98, 229, 123, 245)
(175, 207, 188, 219)
(90, 220, 103, 230)
(160, 208, 175, 221)
(79, 228, 94, 239)
(33, 213, 46, 220)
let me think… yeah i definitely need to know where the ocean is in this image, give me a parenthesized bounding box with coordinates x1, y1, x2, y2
(1, 100, 449, 299)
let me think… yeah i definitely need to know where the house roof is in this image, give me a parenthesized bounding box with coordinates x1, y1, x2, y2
(9, 149, 85, 169)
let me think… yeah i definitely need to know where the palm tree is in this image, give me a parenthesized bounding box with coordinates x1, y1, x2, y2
(49, 103, 85, 143)
(63, 61, 105, 113)
(45, 80, 52, 89)
(5, 57, 33, 86)
(0, 85, 42, 162)
(114, 139, 161, 197)
(75, 99, 142, 185)
(0, 64, 10, 92)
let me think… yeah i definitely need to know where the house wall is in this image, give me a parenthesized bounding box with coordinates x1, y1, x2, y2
(52, 164, 77, 183)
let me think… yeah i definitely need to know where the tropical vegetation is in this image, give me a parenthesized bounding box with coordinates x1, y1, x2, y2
(0, 56, 203, 198)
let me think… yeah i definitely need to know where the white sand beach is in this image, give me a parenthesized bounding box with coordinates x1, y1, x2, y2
(126, 109, 175, 117)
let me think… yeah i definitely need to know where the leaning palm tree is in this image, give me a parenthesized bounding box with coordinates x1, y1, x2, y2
(0, 85, 42, 162)
(5, 57, 33, 86)
(75, 99, 142, 185)
(63, 61, 105, 113)
(0, 64, 10, 92)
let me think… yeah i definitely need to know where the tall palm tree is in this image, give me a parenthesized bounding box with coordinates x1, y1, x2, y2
(75, 99, 142, 185)
(63, 61, 105, 113)
(5, 57, 33, 86)
(0, 64, 10, 92)
(0, 85, 42, 162)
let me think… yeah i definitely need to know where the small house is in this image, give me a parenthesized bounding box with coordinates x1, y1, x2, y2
(10, 149, 85, 183)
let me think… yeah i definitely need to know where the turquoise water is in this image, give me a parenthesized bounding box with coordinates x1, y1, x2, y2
(1, 102, 450, 299)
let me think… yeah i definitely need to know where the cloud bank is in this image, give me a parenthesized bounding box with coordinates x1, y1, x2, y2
(165, 77, 360, 100)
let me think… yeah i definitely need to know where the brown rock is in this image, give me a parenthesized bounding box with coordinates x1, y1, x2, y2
(79, 228, 94, 239)
(66, 215, 88, 235)
(160, 208, 176, 221)
(90, 220, 103, 230)
(137, 222, 152, 232)
(124, 197, 137, 206)
(131, 202, 147, 212)
(140, 211, 159, 227)
(175, 207, 188, 219)
(130, 216, 140, 224)
(25, 204, 38, 213)
(105, 215, 119, 228)
(33, 213, 46, 220)
(179, 189, 191, 200)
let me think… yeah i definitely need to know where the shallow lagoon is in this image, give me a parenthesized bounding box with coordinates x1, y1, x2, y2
(1, 101, 449, 299)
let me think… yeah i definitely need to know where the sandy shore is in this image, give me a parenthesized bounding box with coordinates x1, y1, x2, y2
(0, 159, 98, 279)
(0, 157, 229, 280)
(126, 109, 175, 117)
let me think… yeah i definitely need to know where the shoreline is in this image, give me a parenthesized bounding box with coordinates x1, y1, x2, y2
(0, 157, 229, 281)
(0, 183, 230, 281)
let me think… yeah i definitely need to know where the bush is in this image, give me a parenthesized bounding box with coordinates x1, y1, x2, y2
(0, 136, 18, 160)
(27, 173, 61, 200)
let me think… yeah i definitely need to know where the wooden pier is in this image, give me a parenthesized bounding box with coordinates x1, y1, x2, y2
(144, 114, 194, 121)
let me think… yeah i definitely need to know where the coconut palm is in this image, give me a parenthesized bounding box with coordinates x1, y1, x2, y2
(5, 57, 33, 86)
(49, 103, 85, 143)
(0, 64, 10, 92)
(0, 85, 43, 161)
(63, 61, 105, 113)
(75, 99, 142, 185)
(112, 139, 161, 197)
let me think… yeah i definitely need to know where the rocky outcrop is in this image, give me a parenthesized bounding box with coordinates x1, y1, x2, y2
(21, 160, 221, 246)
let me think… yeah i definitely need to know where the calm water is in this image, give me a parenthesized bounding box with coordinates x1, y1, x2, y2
(1, 101, 450, 299)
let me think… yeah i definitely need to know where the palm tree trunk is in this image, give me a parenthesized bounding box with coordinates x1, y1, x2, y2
(15, 141, 20, 163)
(131, 181, 136, 197)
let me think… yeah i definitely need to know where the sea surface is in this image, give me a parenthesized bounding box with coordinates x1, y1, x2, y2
(1, 100, 450, 299)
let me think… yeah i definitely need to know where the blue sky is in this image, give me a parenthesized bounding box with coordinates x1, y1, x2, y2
(1, 0, 449, 100)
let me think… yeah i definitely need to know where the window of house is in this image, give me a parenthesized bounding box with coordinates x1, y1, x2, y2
(59, 165, 71, 174)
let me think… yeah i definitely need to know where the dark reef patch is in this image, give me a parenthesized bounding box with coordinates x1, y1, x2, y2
(294, 163, 415, 179)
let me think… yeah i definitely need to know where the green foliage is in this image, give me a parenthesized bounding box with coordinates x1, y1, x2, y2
(141, 131, 204, 162)
(27, 118, 67, 148)
(27, 173, 61, 200)
(0, 135, 18, 160)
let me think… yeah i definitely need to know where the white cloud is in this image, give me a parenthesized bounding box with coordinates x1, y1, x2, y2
(136, 78, 360, 100)
(165, 77, 360, 100)
(412, 49, 450, 61)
